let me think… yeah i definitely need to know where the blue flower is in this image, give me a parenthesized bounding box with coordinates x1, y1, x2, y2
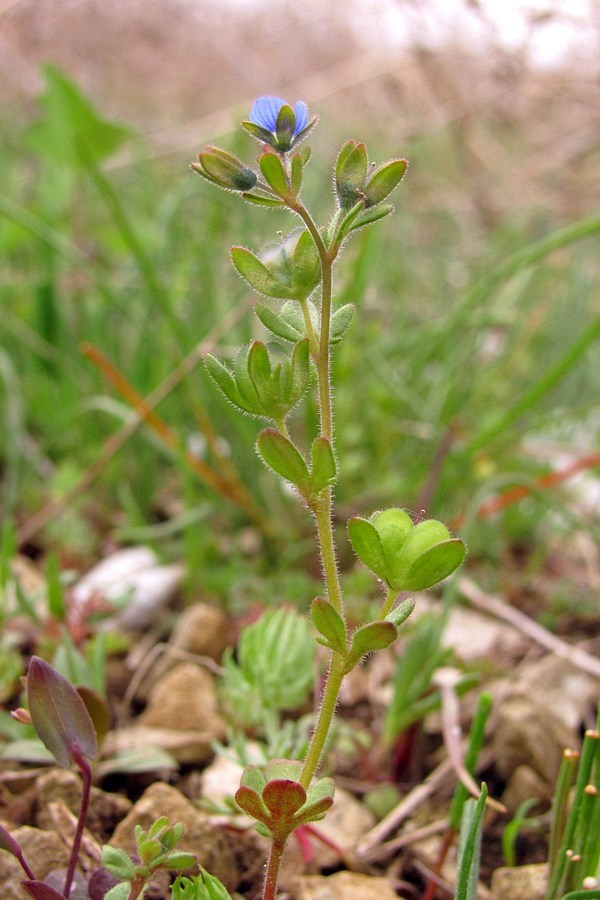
(243, 95, 317, 152)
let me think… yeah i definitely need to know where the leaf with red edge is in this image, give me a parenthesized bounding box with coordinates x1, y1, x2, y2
(27, 656, 97, 768)
(235, 785, 269, 824)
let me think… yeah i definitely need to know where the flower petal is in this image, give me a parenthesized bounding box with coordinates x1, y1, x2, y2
(250, 96, 286, 133)
(293, 101, 308, 135)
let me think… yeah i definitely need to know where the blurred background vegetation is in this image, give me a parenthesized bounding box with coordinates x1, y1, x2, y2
(1, 0, 599, 616)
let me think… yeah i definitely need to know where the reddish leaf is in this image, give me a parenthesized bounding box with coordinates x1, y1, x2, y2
(21, 882, 66, 900)
(27, 657, 97, 769)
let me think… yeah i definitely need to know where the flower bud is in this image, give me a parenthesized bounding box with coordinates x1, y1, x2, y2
(192, 146, 257, 192)
(335, 139, 368, 209)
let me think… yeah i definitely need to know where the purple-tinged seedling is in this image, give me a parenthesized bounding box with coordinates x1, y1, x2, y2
(0, 657, 99, 899)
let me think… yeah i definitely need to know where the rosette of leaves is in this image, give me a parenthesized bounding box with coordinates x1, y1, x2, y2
(99, 817, 197, 900)
(204, 339, 310, 423)
(231, 228, 320, 302)
(235, 758, 334, 842)
(348, 507, 466, 592)
(172, 871, 232, 900)
(219, 608, 315, 730)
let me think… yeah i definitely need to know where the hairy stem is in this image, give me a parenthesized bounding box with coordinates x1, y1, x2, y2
(300, 653, 345, 789)
(263, 839, 287, 900)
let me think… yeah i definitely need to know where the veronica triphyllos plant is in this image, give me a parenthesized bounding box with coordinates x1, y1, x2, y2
(191, 94, 467, 899)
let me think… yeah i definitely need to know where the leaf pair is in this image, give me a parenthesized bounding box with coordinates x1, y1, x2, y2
(232, 228, 320, 302)
(257, 430, 337, 498)
(256, 298, 354, 347)
(235, 759, 334, 842)
(335, 139, 407, 210)
(310, 596, 415, 668)
(205, 339, 310, 423)
(348, 507, 466, 592)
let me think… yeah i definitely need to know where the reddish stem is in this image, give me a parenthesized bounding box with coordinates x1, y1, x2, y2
(63, 751, 92, 898)
(263, 839, 286, 900)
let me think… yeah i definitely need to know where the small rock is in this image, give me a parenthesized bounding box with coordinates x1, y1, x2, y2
(200, 754, 244, 807)
(291, 871, 398, 899)
(0, 825, 70, 899)
(73, 546, 183, 629)
(169, 602, 230, 661)
(110, 782, 245, 891)
(501, 764, 550, 810)
(520, 655, 599, 733)
(492, 694, 574, 784)
(491, 863, 548, 899)
(102, 724, 217, 765)
(138, 662, 226, 738)
(35, 768, 132, 840)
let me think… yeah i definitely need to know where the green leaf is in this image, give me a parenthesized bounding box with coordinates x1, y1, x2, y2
(256, 429, 310, 490)
(330, 304, 355, 343)
(231, 246, 291, 299)
(242, 192, 285, 207)
(310, 436, 337, 492)
(348, 203, 394, 232)
(104, 885, 132, 900)
(372, 507, 413, 572)
(290, 153, 303, 196)
(291, 230, 321, 297)
(402, 538, 466, 591)
(138, 837, 161, 865)
(255, 304, 303, 342)
(288, 338, 311, 405)
(204, 355, 248, 412)
(385, 598, 415, 629)
(102, 845, 138, 879)
(233, 346, 262, 409)
(28, 65, 130, 169)
(247, 341, 272, 396)
(241, 120, 275, 144)
(296, 776, 335, 824)
(310, 597, 346, 653)
(363, 159, 407, 207)
(456, 786, 488, 900)
(350, 621, 398, 660)
(347, 517, 389, 581)
(163, 852, 197, 871)
(259, 151, 288, 197)
(27, 656, 97, 768)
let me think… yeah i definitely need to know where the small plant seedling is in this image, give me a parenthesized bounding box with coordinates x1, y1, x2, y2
(1, 656, 97, 898)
